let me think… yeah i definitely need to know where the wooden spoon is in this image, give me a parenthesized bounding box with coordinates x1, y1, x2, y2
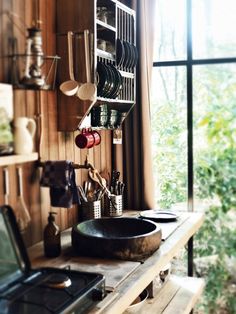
(3, 167, 9, 205)
(16, 166, 31, 232)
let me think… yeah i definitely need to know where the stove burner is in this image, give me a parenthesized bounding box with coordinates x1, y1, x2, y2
(44, 274, 72, 289)
(0, 270, 105, 314)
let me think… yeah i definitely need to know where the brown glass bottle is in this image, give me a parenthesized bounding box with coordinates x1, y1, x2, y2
(43, 212, 61, 257)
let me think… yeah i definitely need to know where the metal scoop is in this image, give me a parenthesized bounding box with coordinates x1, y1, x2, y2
(76, 30, 97, 102)
(60, 31, 79, 96)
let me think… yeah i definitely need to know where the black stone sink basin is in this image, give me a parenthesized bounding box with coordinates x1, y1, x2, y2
(71, 217, 162, 261)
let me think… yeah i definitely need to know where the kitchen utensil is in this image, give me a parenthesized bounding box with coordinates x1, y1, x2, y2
(116, 38, 125, 68)
(76, 30, 97, 102)
(78, 185, 88, 202)
(92, 130, 101, 146)
(105, 194, 123, 217)
(139, 209, 179, 222)
(88, 168, 107, 190)
(3, 167, 9, 204)
(75, 128, 95, 149)
(81, 200, 101, 220)
(107, 109, 118, 129)
(110, 170, 120, 193)
(91, 105, 108, 127)
(16, 166, 31, 232)
(123, 40, 130, 69)
(59, 31, 79, 96)
(132, 44, 138, 67)
(97, 61, 111, 97)
(13, 117, 36, 155)
(108, 64, 123, 98)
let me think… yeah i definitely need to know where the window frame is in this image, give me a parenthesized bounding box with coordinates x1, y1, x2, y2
(152, 0, 236, 275)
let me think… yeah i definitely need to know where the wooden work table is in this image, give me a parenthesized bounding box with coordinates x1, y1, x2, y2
(28, 211, 205, 314)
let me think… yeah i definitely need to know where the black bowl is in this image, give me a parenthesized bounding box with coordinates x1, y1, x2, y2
(71, 217, 162, 261)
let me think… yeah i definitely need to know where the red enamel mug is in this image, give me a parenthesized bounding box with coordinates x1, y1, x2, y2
(75, 129, 95, 149)
(91, 130, 101, 146)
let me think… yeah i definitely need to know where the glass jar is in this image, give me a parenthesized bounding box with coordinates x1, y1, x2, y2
(97, 7, 108, 24)
(108, 109, 118, 129)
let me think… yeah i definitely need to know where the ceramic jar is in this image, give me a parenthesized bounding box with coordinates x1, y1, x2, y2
(13, 117, 36, 154)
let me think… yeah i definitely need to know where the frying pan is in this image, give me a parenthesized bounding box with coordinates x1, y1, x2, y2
(116, 38, 125, 68)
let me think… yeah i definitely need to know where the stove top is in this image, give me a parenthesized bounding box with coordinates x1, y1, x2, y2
(0, 205, 105, 314)
(0, 268, 105, 314)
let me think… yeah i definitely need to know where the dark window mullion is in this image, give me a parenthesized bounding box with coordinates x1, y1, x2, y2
(153, 57, 236, 67)
(187, 0, 194, 279)
(187, 0, 193, 213)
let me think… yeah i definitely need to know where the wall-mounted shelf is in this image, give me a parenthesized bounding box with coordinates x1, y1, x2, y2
(96, 19, 116, 33)
(97, 49, 115, 61)
(0, 152, 38, 167)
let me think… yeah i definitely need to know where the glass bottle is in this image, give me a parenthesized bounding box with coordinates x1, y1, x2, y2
(43, 212, 61, 257)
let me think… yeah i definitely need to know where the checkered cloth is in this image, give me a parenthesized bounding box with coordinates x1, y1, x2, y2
(40, 160, 73, 188)
(40, 160, 80, 208)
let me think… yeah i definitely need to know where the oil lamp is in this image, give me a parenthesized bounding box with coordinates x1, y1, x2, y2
(20, 25, 45, 88)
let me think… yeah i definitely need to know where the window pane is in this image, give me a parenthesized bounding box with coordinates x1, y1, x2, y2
(153, 0, 187, 62)
(151, 67, 187, 210)
(193, 64, 236, 210)
(192, 0, 236, 59)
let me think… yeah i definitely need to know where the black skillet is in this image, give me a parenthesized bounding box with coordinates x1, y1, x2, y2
(116, 38, 125, 68)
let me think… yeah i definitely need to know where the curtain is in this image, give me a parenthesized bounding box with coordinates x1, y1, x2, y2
(114, 0, 157, 210)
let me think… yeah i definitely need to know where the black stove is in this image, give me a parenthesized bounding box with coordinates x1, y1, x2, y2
(0, 206, 105, 314)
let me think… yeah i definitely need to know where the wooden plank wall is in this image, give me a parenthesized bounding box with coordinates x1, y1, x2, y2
(0, 0, 113, 247)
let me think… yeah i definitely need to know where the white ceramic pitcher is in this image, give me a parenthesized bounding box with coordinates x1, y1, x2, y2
(14, 117, 36, 154)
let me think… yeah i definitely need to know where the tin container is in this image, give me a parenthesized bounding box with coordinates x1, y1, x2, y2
(81, 200, 101, 220)
(105, 194, 123, 217)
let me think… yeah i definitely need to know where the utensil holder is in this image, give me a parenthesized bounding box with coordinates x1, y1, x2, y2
(105, 194, 123, 217)
(81, 200, 101, 221)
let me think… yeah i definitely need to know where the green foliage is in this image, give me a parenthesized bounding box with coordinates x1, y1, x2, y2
(194, 207, 236, 313)
(151, 64, 236, 313)
(195, 148, 236, 213)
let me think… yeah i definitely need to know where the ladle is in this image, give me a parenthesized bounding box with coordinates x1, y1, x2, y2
(76, 30, 97, 102)
(59, 31, 79, 96)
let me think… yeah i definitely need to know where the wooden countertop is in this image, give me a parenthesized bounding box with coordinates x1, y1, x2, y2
(28, 211, 204, 314)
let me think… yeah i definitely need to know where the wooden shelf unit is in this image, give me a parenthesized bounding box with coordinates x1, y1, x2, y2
(56, 0, 136, 131)
(0, 152, 38, 167)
